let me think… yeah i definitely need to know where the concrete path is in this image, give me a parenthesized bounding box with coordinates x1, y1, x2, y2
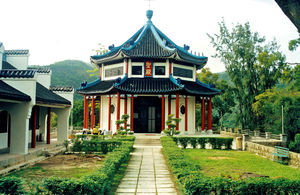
(116, 134, 179, 195)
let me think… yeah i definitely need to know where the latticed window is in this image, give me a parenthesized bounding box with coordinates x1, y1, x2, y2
(105, 66, 123, 77)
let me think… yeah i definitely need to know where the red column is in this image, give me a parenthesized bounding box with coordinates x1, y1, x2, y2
(161, 95, 165, 132)
(201, 97, 205, 131)
(91, 96, 95, 128)
(47, 107, 51, 144)
(99, 96, 101, 129)
(84, 96, 90, 129)
(32, 107, 37, 148)
(124, 95, 128, 129)
(108, 95, 111, 131)
(185, 96, 188, 132)
(176, 93, 179, 130)
(130, 95, 134, 132)
(168, 96, 171, 128)
(83, 96, 87, 129)
(169, 62, 172, 76)
(117, 92, 120, 130)
(99, 67, 102, 79)
(207, 97, 212, 130)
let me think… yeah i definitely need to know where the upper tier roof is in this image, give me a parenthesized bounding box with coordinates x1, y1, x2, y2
(91, 10, 207, 69)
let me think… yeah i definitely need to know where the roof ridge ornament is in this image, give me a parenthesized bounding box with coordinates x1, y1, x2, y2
(146, 10, 153, 22)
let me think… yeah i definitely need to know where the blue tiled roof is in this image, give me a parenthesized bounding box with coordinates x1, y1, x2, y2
(50, 86, 73, 92)
(5, 49, 29, 55)
(91, 10, 207, 68)
(2, 61, 17, 69)
(77, 77, 220, 96)
(0, 69, 36, 78)
(0, 80, 31, 101)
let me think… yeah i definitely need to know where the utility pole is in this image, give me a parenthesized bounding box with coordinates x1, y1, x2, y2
(281, 101, 284, 134)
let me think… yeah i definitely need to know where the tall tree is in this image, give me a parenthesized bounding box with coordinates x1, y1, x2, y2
(208, 20, 286, 130)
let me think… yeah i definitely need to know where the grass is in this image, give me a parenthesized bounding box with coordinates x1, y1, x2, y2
(184, 149, 300, 180)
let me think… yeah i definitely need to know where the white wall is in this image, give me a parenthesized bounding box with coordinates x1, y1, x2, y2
(37, 72, 51, 89)
(0, 44, 4, 69)
(52, 91, 74, 108)
(5, 55, 29, 70)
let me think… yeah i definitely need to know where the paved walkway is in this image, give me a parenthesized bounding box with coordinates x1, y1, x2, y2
(116, 134, 178, 195)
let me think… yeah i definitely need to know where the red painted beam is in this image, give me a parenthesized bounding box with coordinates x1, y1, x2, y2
(108, 95, 111, 131)
(32, 107, 37, 148)
(126, 59, 129, 74)
(91, 96, 95, 128)
(161, 95, 165, 132)
(117, 92, 120, 130)
(47, 107, 51, 144)
(185, 96, 188, 132)
(208, 97, 212, 130)
(169, 62, 172, 76)
(201, 97, 205, 131)
(176, 93, 179, 130)
(131, 95, 134, 132)
(124, 95, 127, 129)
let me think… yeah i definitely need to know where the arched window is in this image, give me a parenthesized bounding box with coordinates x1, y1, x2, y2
(0, 111, 9, 133)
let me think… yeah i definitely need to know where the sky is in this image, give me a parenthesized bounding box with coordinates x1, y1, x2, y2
(0, 0, 299, 73)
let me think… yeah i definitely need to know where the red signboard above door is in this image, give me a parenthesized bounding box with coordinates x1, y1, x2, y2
(145, 61, 152, 77)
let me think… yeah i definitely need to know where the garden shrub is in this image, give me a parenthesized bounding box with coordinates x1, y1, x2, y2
(172, 137, 233, 150)
(0, 176, 24, 194)
(161, 136, 300, 195)
(71, 139, 122, 154)
(289, 133, 300, 153)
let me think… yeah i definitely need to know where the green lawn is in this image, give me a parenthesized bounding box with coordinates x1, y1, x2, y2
(184, 149, 300, 180)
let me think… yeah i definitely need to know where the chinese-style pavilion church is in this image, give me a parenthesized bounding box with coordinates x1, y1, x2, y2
(77, 10, 220, 134)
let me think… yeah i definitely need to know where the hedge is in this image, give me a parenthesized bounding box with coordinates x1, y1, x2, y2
(173, 137, 233, 149)
(0, 137, 134, 195)
(0, 176, 24, 194)
(71, 139, 122, 154)
(161, 136, 300, 195)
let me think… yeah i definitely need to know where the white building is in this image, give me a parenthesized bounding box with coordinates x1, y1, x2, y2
(77, 10, 220, 135)
(0, 42, 73, 154)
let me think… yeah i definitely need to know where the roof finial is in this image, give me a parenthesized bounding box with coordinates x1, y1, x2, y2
(146, 10, 153, 21)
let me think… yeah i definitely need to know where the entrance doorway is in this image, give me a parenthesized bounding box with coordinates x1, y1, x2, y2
(134, 96, 161, 133)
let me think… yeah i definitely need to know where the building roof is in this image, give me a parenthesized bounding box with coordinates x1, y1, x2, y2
(50, 86, 73, 92)
(5, 49, 29, 55)
(0, 69, 36, 78)
(91, 10, 207, 69)
(36, 82, 71, 105)
(28, 67, 51, 73)
(77, 75, 220, 96)
(2, 61, 17, 69)
(0, 80, 31, 101)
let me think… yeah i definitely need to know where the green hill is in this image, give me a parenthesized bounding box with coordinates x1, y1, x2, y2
(32, 60, 98, 100)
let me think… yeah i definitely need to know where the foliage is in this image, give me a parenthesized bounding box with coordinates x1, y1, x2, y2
(161, 137, 300, 195)
(43, 138, 134, 194)
(72, 100, 84, 127)
(88, 43, 109, 77)
(116, 114, 131, 135)
(252, 81, 300, 142)
(288, 34, 300, 51)
(164, 114, 181, 136)
(289, 134, 300, 153)
(173, 137, 233, 150)
(208, 20, 286, 130)
(0, 176, 24, 194)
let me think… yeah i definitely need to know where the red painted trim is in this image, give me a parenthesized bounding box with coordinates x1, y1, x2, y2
(126, 59, 129, 74)
(169, 62, 172, 76)
(100, 67, 102, 79)
(131, 95, 134, 132)
(117, 92, 120, 130)
(208, 97, 212, 130)
(47, 107, 51, 144)
(176, 93, 179, 130)
(108, 95, 111, 131)
(8, 114, 11, 147)
(124, 96, 127, 128)
(201, 97, 205, 131)
(185, 96, 188, 132)
(83, 96, 86, 129)
(91, 96, 95, 128)
(32, 107, 37, 148)
(99, 96, 101, 129)
(161, 95, 165, 132)
(86, 97, 90, 129)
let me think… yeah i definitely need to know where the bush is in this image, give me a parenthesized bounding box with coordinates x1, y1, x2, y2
(0, 176, 24, 194)
(289, 134, 300, 153)
(44, 140, 134, 194)
(71, 139, 122, 154)
(161, 136, 300, 194)
(172, 137, 233, 150)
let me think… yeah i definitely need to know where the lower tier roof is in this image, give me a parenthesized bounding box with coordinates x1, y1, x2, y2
(0, 80, 31, 101)
(77, 76, 220, 96)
